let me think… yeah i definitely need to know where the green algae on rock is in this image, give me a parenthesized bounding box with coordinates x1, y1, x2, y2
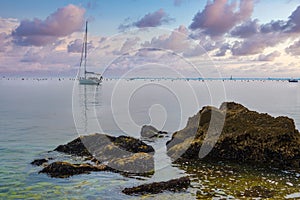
(167, 102, 300, 169)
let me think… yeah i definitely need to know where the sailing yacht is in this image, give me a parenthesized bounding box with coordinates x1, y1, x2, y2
(78, 21, 102, 85)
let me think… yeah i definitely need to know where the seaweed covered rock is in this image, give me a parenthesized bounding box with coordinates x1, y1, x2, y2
(40, 161, 108, 178)
(122, 176, 190, 195)
(167, 102, 300, 169)
(53, 133, 155, 175)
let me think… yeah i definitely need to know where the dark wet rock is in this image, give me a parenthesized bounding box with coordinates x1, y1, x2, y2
(141, 125, 168, 139)
(122, 176, 190, 195)
(51, 133, 155, 176)
(40, 161, 109, 178)
(31, 158, 49, 166)
(54, 137, 91, 157)
(167, 102, 300, 169)
(241, 185, 275, 198)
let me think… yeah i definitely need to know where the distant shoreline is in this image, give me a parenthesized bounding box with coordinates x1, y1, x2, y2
(0, 76, 299, 82)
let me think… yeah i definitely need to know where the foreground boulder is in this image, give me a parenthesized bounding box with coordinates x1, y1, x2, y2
(122, 176, 190, 195)
(167, 102, 300, 169)
(40, 133, 155, 177)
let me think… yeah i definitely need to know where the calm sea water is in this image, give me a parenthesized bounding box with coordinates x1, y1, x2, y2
(1, 78, 300, 199)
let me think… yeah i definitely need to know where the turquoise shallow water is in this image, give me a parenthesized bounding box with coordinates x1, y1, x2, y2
(1, 78, 300, 199)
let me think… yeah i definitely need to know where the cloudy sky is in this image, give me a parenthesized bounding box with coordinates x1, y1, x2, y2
(1, 0, 300, 77)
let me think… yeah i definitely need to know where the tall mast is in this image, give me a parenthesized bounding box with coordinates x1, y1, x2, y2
(84, 21, 88, 79)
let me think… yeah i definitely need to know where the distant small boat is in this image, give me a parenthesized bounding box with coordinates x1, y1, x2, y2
(288, 79, 298, 83)
(78, 21, 102, 85)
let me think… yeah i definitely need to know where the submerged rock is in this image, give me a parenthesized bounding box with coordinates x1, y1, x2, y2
(40, 161, 108, 178)
(122, 176, 190, 195)
(167, 102, 300, 169)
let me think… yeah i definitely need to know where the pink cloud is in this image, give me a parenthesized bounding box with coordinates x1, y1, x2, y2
(227, 5, 300, 56)
(231, 32, 283, 56)
(142, 25, 190, 53)
(189, 0, 254, 37)
(119, 9, 174, 30)
(12, 4, 85, 46)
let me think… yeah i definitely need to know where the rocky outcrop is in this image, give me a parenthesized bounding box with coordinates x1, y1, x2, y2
(40, 161, 109, 178)
(140, 125, 168, 139)
(122, 176, 190, 195)
(38, 133, 155, 177)
(167, 102, 300, 169)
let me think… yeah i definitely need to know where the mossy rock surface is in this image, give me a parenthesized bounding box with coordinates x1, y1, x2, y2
(167, 102, 300, 169)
